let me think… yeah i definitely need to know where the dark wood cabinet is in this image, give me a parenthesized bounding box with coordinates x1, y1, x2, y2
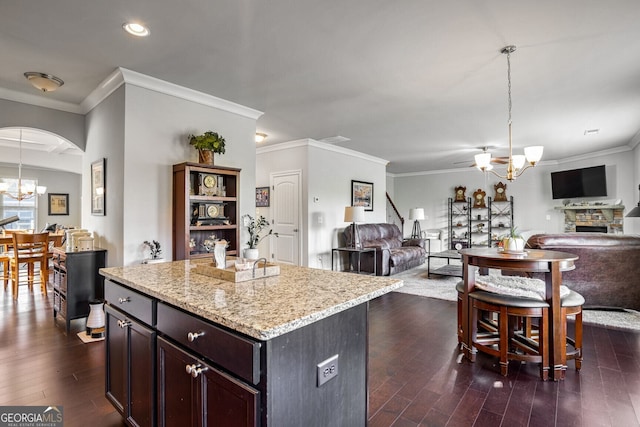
(173, 162, 240, 260)
(52, 247, 106, 332)
(103, 277, 368, 426)
(105, 283, 156, 427)
(157, 337, 258, 427)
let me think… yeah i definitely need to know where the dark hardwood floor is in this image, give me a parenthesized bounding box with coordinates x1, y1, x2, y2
(2, 282, 640, 426)
(368, 292, 640, 427)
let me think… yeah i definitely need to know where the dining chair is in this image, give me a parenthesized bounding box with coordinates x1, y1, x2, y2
(10, 232, 49, 298)
(0, 252, 9, 291)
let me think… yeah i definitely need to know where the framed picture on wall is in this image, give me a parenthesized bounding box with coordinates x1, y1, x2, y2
(91, 158, 106, 215)
(351, 180, 373, 211)
(48, 193, 69, 216)
(256, 187, 270, 207)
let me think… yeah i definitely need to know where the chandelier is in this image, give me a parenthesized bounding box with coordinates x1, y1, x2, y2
(475, 45, 543, 181)
(0, 129, 47, 201)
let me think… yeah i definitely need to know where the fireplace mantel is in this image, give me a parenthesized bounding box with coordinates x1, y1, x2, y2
(554, 204, 625, 233)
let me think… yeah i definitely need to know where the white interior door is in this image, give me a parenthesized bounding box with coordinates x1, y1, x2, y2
(271, 171, 301, 265)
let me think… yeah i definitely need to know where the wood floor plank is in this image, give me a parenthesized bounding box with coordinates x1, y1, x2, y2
(3, 276, 640, 425)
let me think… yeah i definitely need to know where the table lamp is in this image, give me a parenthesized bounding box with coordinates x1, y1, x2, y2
(409, 208, 425, 239)
(344, 206, 365, 248)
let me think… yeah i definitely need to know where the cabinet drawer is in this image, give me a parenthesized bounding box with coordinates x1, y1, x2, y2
(157, 302, 260, 385)
(105, 280, 156, 326)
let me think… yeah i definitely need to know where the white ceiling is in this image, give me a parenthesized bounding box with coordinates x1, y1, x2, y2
(1, 0, 640, 174)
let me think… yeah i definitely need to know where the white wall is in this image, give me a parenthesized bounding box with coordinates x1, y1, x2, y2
(0, 98, 85, 149)
(123, 85, 257, 265)
(390, 148, 638, 248)
(257, 139, 388, 269)
(83, 86, 126, 264)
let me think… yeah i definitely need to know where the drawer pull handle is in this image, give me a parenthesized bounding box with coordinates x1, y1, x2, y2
(117, 319, 131, 328)
(118, 297, 131, 304)
(185, 363, 208, 378)
(187, 331, 205, 342)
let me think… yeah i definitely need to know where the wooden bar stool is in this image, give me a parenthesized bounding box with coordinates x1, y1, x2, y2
(456, 281, 584, 379)
(10, 232, 49, 298)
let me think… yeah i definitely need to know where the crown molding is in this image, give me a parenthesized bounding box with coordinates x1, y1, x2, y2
(80, 68, 125, 113)
(2, 67, 264, 121)
(388, 145, 633, 178)
(257, 138, 389, 166)
(0, 87, 82, 114)
(100, 68, 263, 120)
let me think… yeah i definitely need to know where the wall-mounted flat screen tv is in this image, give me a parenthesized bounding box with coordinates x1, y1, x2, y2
(551, 165, 607, 199)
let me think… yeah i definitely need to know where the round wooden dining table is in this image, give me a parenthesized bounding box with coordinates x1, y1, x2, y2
(458, 247, 578, 381)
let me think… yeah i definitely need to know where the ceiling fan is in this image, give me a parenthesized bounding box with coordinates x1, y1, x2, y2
(454, 146, 509, 167)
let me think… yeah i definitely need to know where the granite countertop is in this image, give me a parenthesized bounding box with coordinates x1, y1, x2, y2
(100, 260, 402, 341)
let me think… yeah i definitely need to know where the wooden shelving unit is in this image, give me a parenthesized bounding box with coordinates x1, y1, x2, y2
(172, 162, 240, 260)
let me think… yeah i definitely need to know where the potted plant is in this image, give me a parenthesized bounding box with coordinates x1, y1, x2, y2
(143, 240, 164, 263)
(188, 131, 226, 165)
(243, 214, 278, 259)
(500, 227, 526, 253)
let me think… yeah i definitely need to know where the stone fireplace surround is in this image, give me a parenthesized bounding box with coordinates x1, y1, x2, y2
(555, 203, 625, 234)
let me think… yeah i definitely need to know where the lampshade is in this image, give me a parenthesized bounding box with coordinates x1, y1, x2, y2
(409, 208, 425, 221)
(255, 132, 267, 143)
(344, 206, 365, 223)
(524, 146, 544, 164)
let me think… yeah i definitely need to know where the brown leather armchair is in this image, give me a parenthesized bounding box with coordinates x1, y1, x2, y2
(526, 233, 640, 310)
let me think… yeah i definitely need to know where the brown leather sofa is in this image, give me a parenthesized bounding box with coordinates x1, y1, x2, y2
(343, 223, 426, 276)
(526, 233, 640, 310)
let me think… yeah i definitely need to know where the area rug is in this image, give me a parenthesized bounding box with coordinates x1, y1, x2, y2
(393, 263, 640, 332)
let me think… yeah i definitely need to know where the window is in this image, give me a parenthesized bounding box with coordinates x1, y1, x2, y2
(0, 178, 40, 230)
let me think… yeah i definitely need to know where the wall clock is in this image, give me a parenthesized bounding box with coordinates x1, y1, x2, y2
(454, 186, 466, 202)
(494, 182, 507, 201)
(472, 189, 486, 208)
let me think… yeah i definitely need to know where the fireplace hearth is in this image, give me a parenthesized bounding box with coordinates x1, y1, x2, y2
(555, 203, 625, 234)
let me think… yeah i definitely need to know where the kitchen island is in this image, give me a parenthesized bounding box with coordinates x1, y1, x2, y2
(100, 260, 402, 426)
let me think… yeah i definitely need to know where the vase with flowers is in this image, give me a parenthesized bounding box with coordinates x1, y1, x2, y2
(142, 240, 164, 264)
(243, 214, 278, 259)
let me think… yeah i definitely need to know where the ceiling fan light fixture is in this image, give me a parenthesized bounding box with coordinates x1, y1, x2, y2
(122, 22, 150, 37)
(23, 72, 64, 92)
(474, 152, 492, 169)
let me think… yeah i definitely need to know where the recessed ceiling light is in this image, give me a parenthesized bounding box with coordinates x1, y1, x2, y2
(122, 22, 150, 37)
(255, 133, 267, 143)
(584, 129, 600, 135)
(24, 72, 64, 92)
